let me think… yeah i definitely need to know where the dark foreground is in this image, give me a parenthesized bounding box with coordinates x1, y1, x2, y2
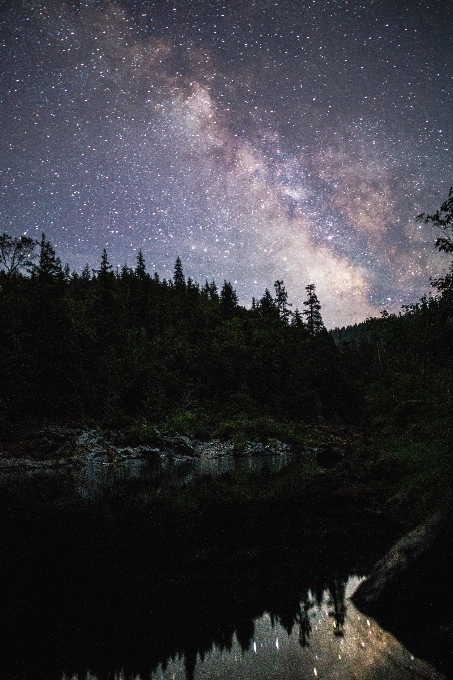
(0, 453, 451, 680)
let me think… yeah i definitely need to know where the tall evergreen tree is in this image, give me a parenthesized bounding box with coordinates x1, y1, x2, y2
(33, 233, 63, 280)
(257, 288, 278, 321)
(96, 249, 114, 281)
(136, 249, 147, 278)
(274, 280, 292, 323)
(303, 284, 324, 334)
(81, 263, 91, 281)
(121, 263, 132, 278)
(201, 279, 218, 300)
(291, 308, 305, 329)
(220, 280, 238, 319)
(173, 256, 186, 289)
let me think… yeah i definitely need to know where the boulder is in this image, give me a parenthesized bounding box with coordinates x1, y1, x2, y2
(159, 435, 196, 456)
(113, 445, 161, 462)
(75, 429, 117, 463)
(195, 440, 235, 458)
(352, 502, 453, 676)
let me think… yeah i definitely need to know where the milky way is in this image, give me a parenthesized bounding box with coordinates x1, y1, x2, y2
(1, 0, 452, 326)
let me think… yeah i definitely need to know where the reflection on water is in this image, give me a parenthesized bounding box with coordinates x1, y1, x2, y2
(58, 580, 446, 680)
(0, 465, 447, 680)
(1, 452, 299, 499)
(151, 583, 444, 680)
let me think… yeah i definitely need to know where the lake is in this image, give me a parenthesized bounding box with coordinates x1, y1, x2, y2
(0, 457, 447, 680)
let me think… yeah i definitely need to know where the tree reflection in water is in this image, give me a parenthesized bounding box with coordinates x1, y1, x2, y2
(0, 473, 447, 680)
(154, 582, 446, 680)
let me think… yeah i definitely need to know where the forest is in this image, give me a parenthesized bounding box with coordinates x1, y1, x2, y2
(0, 190, 452, 454)
(1, 191, 453, 680)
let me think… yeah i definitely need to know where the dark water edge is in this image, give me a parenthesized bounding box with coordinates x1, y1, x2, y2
(352, 504, 453, 679)
(0, 468, 448, 680)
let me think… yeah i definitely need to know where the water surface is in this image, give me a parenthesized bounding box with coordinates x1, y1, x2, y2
(0, 460, 446, 680)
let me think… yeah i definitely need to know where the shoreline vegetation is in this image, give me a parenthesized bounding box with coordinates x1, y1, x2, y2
(1, 189, 453, 676)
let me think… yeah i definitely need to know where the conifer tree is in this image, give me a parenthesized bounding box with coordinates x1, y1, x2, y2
(33, 233, 63, 280)
(173, 256, 186, 289)
(202, 279, 218, 300)
(257, 288, 278, 320)
(136, 249, 147, 278)
(291, 308, 305, 329)
(187, 276, 200, 297)
(121, 263, 132, 278)
(220, 280, 239, 318)
(274, 280, 292, 323)
(303, 284, 324, 334)
(97, 248, 113, 281)
(81, 263, 91, 281)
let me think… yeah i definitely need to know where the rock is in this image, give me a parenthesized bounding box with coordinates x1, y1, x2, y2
(266, 439, 292, 454)
(113, 445, 161, 462)
(241, 440, 292, 456)
(3, 425, 82, 461)
(352, 502, 453, 676)
(75, 429, 116, 463)
(242, 442, 267, 455)
(160, 435, 196, 456)
(352, 508, 450, 611)
(195, 440, 235, 458)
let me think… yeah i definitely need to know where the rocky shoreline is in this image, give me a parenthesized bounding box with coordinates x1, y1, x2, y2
(0, 423, 345, 470)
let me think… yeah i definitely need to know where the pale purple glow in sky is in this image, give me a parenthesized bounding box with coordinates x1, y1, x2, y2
(1, 0, 452, 326)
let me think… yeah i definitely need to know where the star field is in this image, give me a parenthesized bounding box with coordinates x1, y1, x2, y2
(1, 0, 452, 326)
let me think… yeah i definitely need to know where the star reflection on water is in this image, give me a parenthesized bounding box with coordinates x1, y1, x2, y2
(1, 465, 448, 680)
(149, 578, 446, 680)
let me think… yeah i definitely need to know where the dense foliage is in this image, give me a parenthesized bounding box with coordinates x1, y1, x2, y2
(1, 189, 452, 439)
(0, 235, 345, 425)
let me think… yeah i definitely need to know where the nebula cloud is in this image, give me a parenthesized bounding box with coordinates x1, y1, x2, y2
(1, 0, 451, 326)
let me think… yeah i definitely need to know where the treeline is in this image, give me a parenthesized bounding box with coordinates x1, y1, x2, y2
(0, 233, 353, 425)
(1, 222, 452, 435)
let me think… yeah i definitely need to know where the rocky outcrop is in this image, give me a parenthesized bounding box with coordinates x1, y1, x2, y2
(195, 439, 235, 458)
(0, 426, 159, 468)
(0, 425, 315, 469)
(352, 502, 453, 676)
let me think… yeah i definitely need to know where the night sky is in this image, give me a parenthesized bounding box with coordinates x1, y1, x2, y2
(1, 0, 452, 327)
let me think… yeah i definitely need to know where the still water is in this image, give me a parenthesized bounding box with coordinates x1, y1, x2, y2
(56, 584, 446, 680)
(1, 450, 299, 498)
(149, 581, 444, 680)
(0, 458, 447, 680)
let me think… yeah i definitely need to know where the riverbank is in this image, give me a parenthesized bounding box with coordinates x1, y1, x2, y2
(1, 419, 449, 520)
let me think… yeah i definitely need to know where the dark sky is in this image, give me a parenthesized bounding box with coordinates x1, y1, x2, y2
(1, 0, 452, 326)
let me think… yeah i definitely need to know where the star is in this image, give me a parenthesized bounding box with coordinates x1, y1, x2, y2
(1, 0, 452, 327)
